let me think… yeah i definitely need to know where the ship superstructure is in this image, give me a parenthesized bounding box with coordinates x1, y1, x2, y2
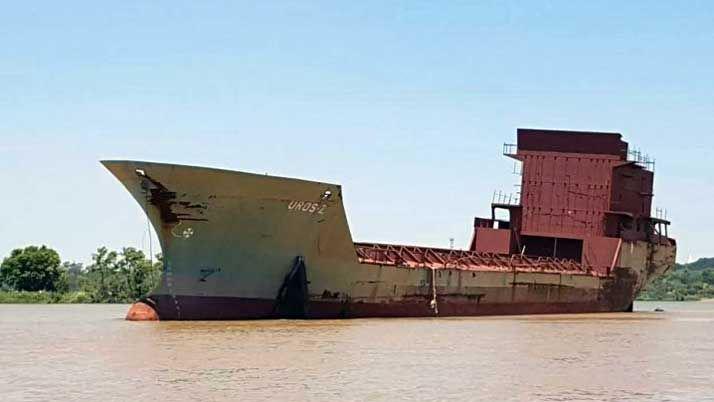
(104, 128, 676, 320)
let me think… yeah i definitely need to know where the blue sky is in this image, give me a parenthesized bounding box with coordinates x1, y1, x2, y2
(1, 1, 712, 264)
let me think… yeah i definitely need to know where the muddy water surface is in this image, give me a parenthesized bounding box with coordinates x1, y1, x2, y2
(1, 302, 713, 401)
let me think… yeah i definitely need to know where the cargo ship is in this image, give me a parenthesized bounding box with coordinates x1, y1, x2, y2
(103, 128, 676, 320)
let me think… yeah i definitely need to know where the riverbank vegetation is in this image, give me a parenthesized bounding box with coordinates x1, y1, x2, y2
(1, 245, 713, 303)
(638, 258, 714, 301)
(0, 245, 161, 303)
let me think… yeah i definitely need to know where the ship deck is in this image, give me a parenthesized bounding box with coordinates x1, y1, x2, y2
(354, 243, 598, 276)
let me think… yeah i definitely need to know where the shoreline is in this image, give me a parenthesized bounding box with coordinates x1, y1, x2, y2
(1, 290, 710, 305)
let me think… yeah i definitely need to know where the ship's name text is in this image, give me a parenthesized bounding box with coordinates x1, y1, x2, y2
(287, 200, 328, 214)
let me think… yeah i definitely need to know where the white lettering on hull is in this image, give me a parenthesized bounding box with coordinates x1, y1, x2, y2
(287, 200, 328, 215)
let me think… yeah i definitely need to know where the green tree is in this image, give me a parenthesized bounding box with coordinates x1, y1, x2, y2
(83, 247, 162, 303)
(87, 247, 118, 302)
(639, 258, 714, 301)
(117, 248, 161, 301)
(61, 262, 85, 292)
(0, 246, 63, 291)
(702, 270, 714, 286)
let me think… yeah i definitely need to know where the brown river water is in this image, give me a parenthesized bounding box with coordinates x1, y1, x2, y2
(1, 301, 713, 401)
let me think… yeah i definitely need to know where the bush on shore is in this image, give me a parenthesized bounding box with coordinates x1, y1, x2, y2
(0, 290, 93, 304)
(1, 245, 161, 304)
(638, 259, 714, 301)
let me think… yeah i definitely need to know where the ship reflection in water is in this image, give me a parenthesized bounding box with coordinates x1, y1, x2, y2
(1, 302, 713, 401)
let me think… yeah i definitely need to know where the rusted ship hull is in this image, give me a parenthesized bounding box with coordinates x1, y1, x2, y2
(136, 295, 629, 320)
(103, 129, 676, 321)
(125, 247, 671, 320)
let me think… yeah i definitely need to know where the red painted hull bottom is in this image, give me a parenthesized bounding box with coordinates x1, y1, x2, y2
(130, 295, 632, 321)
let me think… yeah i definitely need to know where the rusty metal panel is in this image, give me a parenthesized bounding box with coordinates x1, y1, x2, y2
(583, 236, 621, 275)
(518, 150, 622, 238)
(611, 163, 654, 218)
(472, 228, 511, 254)
(517, 128, 628, 157)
